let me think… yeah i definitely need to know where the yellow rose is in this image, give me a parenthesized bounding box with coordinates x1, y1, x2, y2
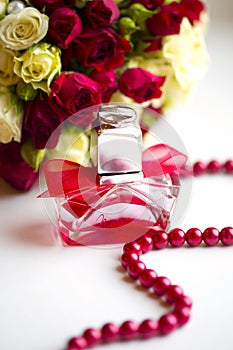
(0, 0, 8, 19)
(0, 7, 48, 50)
(0, 86, 24, 143)
(0, 47, 20, 86)
(14, 43, 61, 93)
(162, 17, 209, 92)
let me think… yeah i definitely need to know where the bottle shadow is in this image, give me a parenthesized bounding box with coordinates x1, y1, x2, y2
(12, 221, 57, 247)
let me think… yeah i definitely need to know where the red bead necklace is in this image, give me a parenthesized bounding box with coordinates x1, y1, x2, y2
(65, 160, 233, 350)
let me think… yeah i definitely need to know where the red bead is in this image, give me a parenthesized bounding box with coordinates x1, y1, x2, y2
(139, 269, 157, 288)
(152, 231, 168, 249)
(185, 228, 202, 246)
(203, 227, 219, 246)
(175, 295, 192, 309)
(68, 337, 87, 349)
(119, 320, 139, 340)
(139, 319, 159, 338)
(123, 241, 142, 255)
(173, 307, 191, 326)
(220, 227, 233, 246)
(207, 160, 222, 174)
(127, 261, 146, 280)
(158, 314, 178, 334)
(153, 276, 171, 296)
(136, 235, 153, 253)
(193, 161, 207, 176)
(146, 227, 161, 237)
(169, 228, 185, 247)
(101, 323, 119, 342)
(223, 160, 233, 173)
(82, 328, 101, 347)
(121, 251, 139, 268)
(165, 285, 184, 304)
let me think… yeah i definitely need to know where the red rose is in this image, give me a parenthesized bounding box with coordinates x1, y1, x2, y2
(118, 68, 165, 103)
(50, 72, 102, 126)
(147, 3, 184, 36)
(147, 0, 205, 36)
(29, 0, 76, 13)
(179, 0, 206, 24)
(23, 93, 65, 149)
(67, 27, 130, 71)
(0, 142, 38, 191)
(130, 0, 163, 10)
(90, 70, 117, 102)
(48, 8, 82, 49)
(86, 0, 120, 28)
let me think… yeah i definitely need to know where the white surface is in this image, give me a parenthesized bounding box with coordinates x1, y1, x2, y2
(0, 1, 233, 349)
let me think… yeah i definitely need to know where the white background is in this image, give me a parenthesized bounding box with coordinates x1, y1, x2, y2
(0, 1, 233, 349)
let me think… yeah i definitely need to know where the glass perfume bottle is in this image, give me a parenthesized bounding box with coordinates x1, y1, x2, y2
(42, 105, 182, 246)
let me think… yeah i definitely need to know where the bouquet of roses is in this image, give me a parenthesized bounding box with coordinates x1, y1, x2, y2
(0, 0, 209, 191)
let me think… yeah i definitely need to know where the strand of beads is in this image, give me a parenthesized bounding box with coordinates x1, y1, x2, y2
(65, 161, 233, 350)
(192, 159, 233, 175)
(66, 226, 233, 350)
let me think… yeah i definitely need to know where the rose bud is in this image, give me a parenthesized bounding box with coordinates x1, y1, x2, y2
(86, 0, 120, 28)
(118, 68, 165, 103)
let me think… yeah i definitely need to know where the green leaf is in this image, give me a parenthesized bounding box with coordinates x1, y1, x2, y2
(21, 142, 45, 172)
(16, 81, 37, 101)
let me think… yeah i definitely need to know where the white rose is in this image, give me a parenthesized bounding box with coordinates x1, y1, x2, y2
(0, 86, 24, 143)
(0, 7, 48, 50)
(0, 47, 20, 86)
(162, 17, 209, 92)
(0, 0, 8, 20)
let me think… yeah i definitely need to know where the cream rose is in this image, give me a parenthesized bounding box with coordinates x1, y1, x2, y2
(0, 86, 24, 143)
(0, 47, 20, 86)
(0, 7, 48, 50)
(14, 43, 61, 93)
(162, 17, 209, 92)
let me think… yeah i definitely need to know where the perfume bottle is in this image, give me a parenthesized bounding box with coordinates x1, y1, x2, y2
(43, 105, 181, 246)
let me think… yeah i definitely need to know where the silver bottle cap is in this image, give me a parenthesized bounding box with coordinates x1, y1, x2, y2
(97, 105, 143, 184)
